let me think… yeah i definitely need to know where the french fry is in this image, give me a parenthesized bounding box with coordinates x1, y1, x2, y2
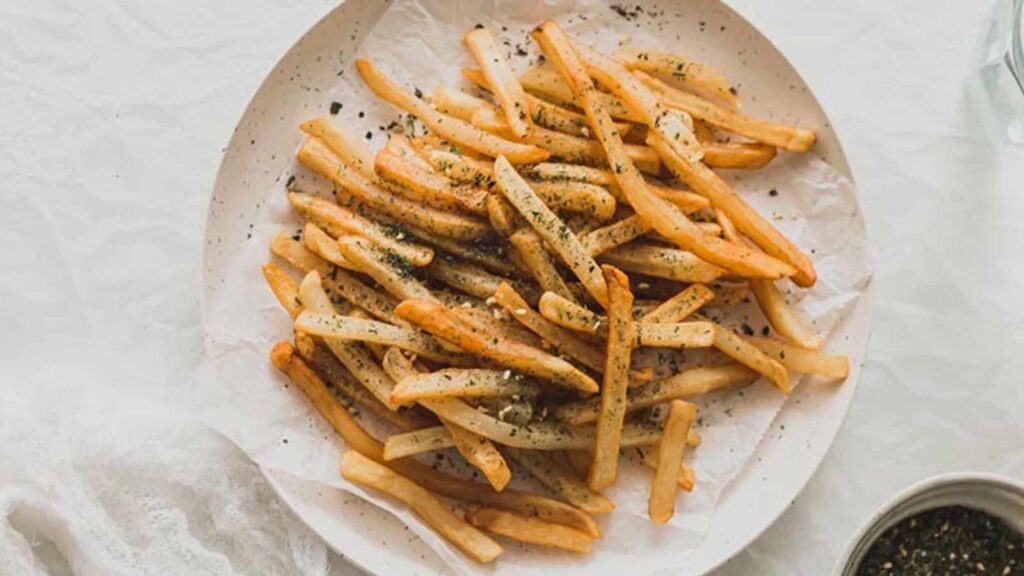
(302, 221, 357, 270)
(422, 147, 496, 189)
(700, 316, 790, 393)
(465, 506, 593, 554)
(599, 243, 726, 284)
(299, 137, 491, 241)
(288, 192, 435, 266)
(528, 181, 617, 221)
(510, 124, 662, 175)
(448, 420, 513, 491)
(261, 262, 303, 319)
(341, 450, 504, 563)
(701, 141, 776, 169)
(270, 232, 333, 277)
(519, 66, 644, 123)
(271, 342, 600, 538)
(649, 400, 697, 524)
(396, 298, 598, 394)
(432, 86, 498, 121)
(640, 284, 716, 323)
(636, 321, 715, 348)
(646, 130, 814, 285)
(748, 337, 850, 379)
(706, 282, 750, 309)
(455, 307, 545, 349)
(508, 230, 577, 303)
(532, 21, 795, 281)
(426, 255, 537, 304)
(494, 156, 609, 308)
(375, 148, 489, 215)
(639, 446, 696, 492)
(493, 283, 606, 372)
(356, 59, 547, 164)
(692, 120, 714, 143)
(384, 133, 435, 172)
(383, 425, 455, 460)
(335, 236, 437, 303)
(538, 291, 606, 336)
(294, 312, 473, 365)
(555, 363, 756, 425)
(391, 368, 540, 404)
(485, 193, 524, 236)
(613, 46, 738, 110)
(588, 266, 635, 490)
(397, 222, 519, 276)
(506, 448, 615, 515)
(300, 117, 376, 179)
(465, 28, 533, 138)
(638, 71, 816, 153)
(580, 214, 648, 257)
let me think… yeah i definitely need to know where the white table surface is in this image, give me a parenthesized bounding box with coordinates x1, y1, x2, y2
(1, 0, 1022, 574)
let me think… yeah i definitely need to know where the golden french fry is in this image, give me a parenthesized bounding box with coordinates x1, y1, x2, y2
(422, 147, 496, 189)
(613, 46, 738, 110)
(701, 141, 776, 169)
(432, 86, 498, 121)
(396, 221, 519, 277)
(588, 266, 635, 490)
(528, 181, 617, 221)
(748, 337, 849, 379)
(508, 230, 577, 303)
(641, 284, 716, 323)
(270, 232, 333, 277)
(538, 291, 606, 336)
(294, 312, 473, 365)
(302, 222, 356, 270)
(391, 368, 540, 404)
(507, 448, 615, 515)
(356, 59, 547, 164)
(300, 117, 377, 179)
(700, 316, 790, 393)
(636, 321, 715, 348)
(649, 400, 697, 524)
(638, 71, 816, 153)
(261, 262, 303, 319)
(341, 450, 504, 563)
(456, 307, 546, 349)
(599, 243, 726, 284)
(335, 235, 437, 303)
(580, 214, 648, 257)
(299, 137, 491, 241)
(639, 446, 696, 492)
(375, 148, 488, 215)
(396, 299, 598, 394)
(512, 124, 662, 175)
(706, 282, 750, 309)
(465, 28, 533, 138)
(494, 156, 609, 308)
(384, 133, 435, 171)
(448, 421, 513, 491)
(485, 193, 524, 237)
(426, 255, 536, 304)
(465, 506, 593, 554)
(555, 363, 756, 425)
(383, 426, 455, 460)
(519, 66, 644, 123)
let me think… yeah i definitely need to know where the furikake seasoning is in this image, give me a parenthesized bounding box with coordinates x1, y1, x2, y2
(856, 506, 1024, 575)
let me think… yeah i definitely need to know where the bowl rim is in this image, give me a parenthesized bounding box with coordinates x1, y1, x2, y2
(832, 471, 1024, 575)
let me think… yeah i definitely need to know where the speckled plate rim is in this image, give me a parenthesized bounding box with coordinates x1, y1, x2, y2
(200, 1, 874, 574)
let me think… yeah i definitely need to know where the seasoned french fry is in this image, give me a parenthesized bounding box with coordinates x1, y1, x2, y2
(302, 222, 355, 270)
(261, 262, 303, 319)
(636, 321, 715, 348)
(432, 86, 498, 121)
(638, 71, 816, 153)
(748, 337, 849, 379)
(465, 28, 533, 138)
(375, 148, 489, 215)
(599, 243, 726, 284)
(510, 124, 662, 175)
(465, 506, 593, 554)
(528, 181, 617, 221)
(396, 299, 598, 394)
(449, 421, 513, 491)
(426, 255, 535, 304)
(356, 59, 547, 164)
(532, 22, 795, 280)
(706, 282, 750, 309)
(299, 137, 491, 241)
(555, 363, 756, 425)
(336, 236, 437, 303)
(300, 117, 376, 179)
(700, 316, 790, 393)
(391, 368, 540, 404)
(639, 446, 696, 492)
(640, 284, 716, 323)
(508, 230, 577, 303)
(397, 222, 519, 277)
(455, 307, 545, 349)
(485, 193, 524, 236)
(289, 191, 435, 266)
(520, 66, 644, 123)
(383, 425, 455, 460)
(493, 283, 606, 372)
(294, 312, 473, 365)
(423, 147, 496, 189)
(613, 46, 738, 110)
(384, 133, 435, 172)
(341, 450, 504, 563)
(649, 400, 697, 524)
(701, 141, 776, 169)
(271, 232, 333, 277)
(538, 291, 606, 336)
(588, 266, 635, 490)
(507, 448, 615, 515)
(580, 214, 648, 257)
(494, 156, 609, 308)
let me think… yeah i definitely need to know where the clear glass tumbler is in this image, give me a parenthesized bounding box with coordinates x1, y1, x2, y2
(969, 0, 1024, 144)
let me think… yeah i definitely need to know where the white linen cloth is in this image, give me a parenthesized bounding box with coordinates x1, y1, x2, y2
(0, 0, 1021, 575)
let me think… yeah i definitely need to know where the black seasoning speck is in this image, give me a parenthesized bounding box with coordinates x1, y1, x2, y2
(761, 325, 770, 336)
(474, 23, 484, 29)
(329, 101, 342, 115)
(365, 131, 373, 140)
(741, 323, 754, 336)
(358, 111, 365, 118)
(414, 87, 423, 99)
(769, 188, 779, 197)
(285, 175, 296, 189)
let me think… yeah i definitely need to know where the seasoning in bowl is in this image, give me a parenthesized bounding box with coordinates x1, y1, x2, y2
(856, 506, 1024, 575)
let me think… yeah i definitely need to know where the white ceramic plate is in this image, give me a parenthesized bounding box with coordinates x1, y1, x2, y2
(203, 0, 873, 573)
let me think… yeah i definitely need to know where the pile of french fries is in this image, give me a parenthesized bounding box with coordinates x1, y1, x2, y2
(263, 20, 850, 563)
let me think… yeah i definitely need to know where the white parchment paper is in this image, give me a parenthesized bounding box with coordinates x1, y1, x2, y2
(201, 1, 870, 573)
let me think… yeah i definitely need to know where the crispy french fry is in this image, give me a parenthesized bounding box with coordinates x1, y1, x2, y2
(706, 282, 750, 309)
(748, 337, 849, 379)
(639, 446, 696, 492)
(640, 284, 716, 323)
(636, 321, 715, 348)
(555, 363, 756, 425)
(448, 421, 513, 491)
(588, 266, 635, 490)
(384, 133, 435, 172)
(528, 181, 617, 221)
(300, 117, 376, 179)
(335, 235, 437, 303)
(506, 448, 615, 515)
(649, 400, 697, 524)
(432, 86, 498, 121)
(383, 425, 455, 460)
(391, 368, 540, 404)
(294, 312, 473, 365)
(289, 191, 434, 266)
(465, 28, 533, 138)
(375, 148, 488, 215)
(508, 230, 577, 303)
(538, 291, 606, 336)
(426, 255, 536, 304)
(261, 262, 303, 319)
(302, 222, 356, 270)
(494, 156, 609, 308)
(423, 147, 496, 189)
(465, 506, 593, 554)
(299, 137, 491, 241)
(396, 299, 598, 394)
(613, 46, 738, 110)
(638, 71, 816, 153)
(700, 316, 789, 393)
(599, 243, 726, 284)
(455, 307, 545, 349)
(520, 66, 644, 123)
(341, 450, 504, 563)
(701, 142, 776, 169)
(511, 124, 662, 175)
(580, 214, 648, 257)
(485, 193, 524, 236)
(532, 22, 795, 281)
(493, 283, 606, 372)
(271, 232, 333, 277)
(396, 222, 519, 277)
(356, 59, 547, 163)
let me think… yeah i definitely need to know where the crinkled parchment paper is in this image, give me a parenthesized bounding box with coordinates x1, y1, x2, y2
(201, 0, 870, 573)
